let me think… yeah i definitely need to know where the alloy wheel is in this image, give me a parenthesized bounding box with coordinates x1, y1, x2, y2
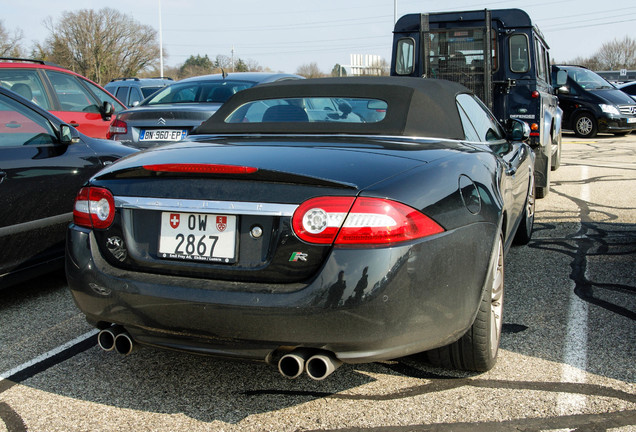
(490, 236, 504, 358)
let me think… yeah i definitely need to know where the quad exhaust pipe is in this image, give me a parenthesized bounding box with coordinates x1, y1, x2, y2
(278, 349, 342, 380)
(98, 327, 341, 379)
(97, 326, 134, 355)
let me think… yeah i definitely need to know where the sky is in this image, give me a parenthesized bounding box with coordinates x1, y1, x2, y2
(3, 0, 636, 75)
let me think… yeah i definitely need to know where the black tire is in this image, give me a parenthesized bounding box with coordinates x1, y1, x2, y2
(536, 185, 547, 199)
(513, 175, 535, 245)
(573, 112, 597, 138)
(426, 233, 504, 372)
(551, 132, 561, 171)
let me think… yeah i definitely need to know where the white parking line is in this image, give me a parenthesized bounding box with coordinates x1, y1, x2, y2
(557, 165, 590, 415)
(0, 330, 98, 381)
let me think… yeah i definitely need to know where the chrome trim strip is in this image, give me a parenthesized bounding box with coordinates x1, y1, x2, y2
(115, 196, 298, 216)
(0, 213, 71, 237)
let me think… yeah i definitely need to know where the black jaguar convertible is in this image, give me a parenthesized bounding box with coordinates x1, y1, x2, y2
(66, 77, 535, 380)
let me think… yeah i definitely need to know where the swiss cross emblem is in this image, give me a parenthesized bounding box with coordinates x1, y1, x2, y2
(169, 214, 180, 229)
(217, 216, 227, 232)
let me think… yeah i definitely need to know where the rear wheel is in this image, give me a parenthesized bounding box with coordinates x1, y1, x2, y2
(536, 185, 547, 199)
(426, 233, 504, 371)
(551, 129, 561, 171)
(513, 175, 535, 245)
(573, 112, 597, 138)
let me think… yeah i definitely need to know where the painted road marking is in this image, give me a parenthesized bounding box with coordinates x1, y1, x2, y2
(0, 330, 98, 382)
(557, 165, 590, 414)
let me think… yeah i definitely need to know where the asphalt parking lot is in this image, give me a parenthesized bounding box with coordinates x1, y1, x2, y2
(0, 132, 634, 432)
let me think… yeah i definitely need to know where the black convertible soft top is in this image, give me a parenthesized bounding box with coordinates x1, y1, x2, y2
(195, 76, 469, 139)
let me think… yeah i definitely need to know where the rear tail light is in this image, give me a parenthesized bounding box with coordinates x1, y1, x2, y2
(530, 122, 540, 137)
(107, 118, 127, 140)
(73, 187, 115, 229)
(292, 196, 444, 246)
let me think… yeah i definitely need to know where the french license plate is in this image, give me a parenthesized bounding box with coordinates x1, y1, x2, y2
(159, 212, 236, 263)
(140, 129, 187, 141)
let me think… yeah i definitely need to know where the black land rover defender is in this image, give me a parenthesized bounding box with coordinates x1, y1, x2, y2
(391, 8, 566, 198)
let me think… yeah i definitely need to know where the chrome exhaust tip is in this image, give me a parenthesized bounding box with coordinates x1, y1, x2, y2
(278, 349, 312, 379)
(97, 326, 122, 352)
(305, 352, 342, 381)
(114, 332, 134, 355)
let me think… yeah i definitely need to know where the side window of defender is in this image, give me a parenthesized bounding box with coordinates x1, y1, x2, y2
(534, 38, 549, 83)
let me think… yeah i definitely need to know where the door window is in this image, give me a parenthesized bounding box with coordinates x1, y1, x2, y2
(84, 79, 123, 113)
(534, 39, 549, 83)
(45, 70, 100, 113)
(0, 69, 51, 110)
(0, 94, 56, 147)
(129, 88, 143, 106)
(115, 86, 129, 104)
(456, 94, 504, 142)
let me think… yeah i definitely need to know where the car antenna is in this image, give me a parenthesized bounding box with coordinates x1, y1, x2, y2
(221, 69, 227, 79)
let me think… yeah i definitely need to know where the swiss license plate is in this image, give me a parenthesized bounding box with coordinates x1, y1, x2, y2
(159, 212, 236, 263)
(140, 129, 187, 141)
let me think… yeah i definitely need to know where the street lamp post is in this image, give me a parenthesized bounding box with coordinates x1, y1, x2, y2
(159, 0, 164, 77)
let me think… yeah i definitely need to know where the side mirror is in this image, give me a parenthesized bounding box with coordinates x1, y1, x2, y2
(555, 70, 567, 87)
(131, 100, 140, 107)
(60, 124, 80, 145)
(507, 119, 530, 141)
(101, 101, 114, 120)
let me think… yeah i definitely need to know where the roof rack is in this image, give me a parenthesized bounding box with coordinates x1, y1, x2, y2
(0, 57, 64, 68)
(108, 76, 174, 82)
(109, 77, 140, 82)
(0, 57, 46, 65)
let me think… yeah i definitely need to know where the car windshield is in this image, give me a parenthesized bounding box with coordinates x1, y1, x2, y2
(225, 97, 388, 124)
(144, 80, 257, 105)
(568, 68, 613, 90)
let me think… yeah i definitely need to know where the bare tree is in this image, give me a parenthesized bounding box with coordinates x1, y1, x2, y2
(596, 36, 636, 70)
(0, 20, 24, 57)
(561, 35, 636, 71)
(244, 59, 264, 72)
(296, 62, 326, 78)
(360, 58, 389, 76)
(214, 54, 234, 72)
(42, 8, 160, 84)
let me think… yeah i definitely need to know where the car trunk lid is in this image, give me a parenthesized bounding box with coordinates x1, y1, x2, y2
(89, 137, 444, 285)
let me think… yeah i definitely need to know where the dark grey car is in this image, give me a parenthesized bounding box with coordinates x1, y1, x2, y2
(107, 72, 303, 148)
(104, 77, 174, 108)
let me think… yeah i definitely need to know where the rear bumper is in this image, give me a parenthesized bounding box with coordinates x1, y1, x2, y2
(66, 222, 496, 364)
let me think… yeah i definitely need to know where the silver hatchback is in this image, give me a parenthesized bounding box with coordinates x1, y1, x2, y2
(107, 72, 303, 148)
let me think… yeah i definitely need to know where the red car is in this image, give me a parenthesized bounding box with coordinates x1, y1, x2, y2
(0, 58, 126, 138)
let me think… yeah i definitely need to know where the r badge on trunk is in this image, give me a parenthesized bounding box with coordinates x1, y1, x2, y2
(289, 252, 308, 262)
